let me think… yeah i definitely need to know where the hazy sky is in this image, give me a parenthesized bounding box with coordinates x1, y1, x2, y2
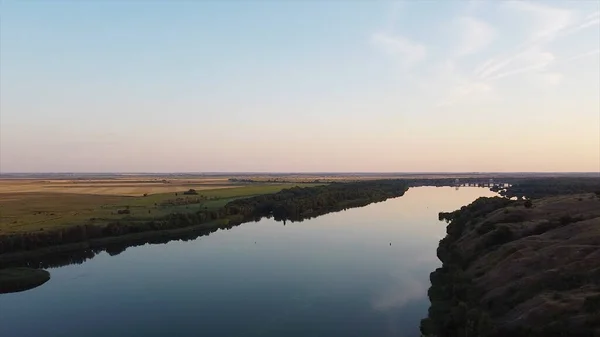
(1, 1, 599, 172)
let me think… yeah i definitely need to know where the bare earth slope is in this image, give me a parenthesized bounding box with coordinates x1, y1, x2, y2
(423, 193, 600, 337)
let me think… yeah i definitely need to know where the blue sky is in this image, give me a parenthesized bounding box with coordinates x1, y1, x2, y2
(1, 0, 599, 172)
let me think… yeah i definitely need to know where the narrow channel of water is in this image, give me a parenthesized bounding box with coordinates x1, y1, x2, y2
(0, 187, 497, 337)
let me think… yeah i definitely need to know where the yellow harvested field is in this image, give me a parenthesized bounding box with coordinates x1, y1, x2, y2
(0, 178, 237, 197)
(0, 180, 313, 233)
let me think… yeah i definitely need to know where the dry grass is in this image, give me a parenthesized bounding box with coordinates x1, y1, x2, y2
(0, 192, 129, 233)
(0, 179, 319, 234)
(236, 174, 436, 183)
(0, 178, 236, 196)
(458, 193, 600, 330)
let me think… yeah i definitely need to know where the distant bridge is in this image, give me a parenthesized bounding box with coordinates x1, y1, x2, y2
(452, 178, 510, 188)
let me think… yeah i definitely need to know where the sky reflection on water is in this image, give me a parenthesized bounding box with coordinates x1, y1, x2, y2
(0, 187, 497, 337)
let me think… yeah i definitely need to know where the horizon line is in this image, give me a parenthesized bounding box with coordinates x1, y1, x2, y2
(1, 171, 599, 175)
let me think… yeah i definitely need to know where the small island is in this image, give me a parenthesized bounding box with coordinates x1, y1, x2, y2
(0, 268, 51, 294)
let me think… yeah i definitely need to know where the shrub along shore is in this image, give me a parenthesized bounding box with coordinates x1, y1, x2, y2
(0, 267, 50, 294)
(0, 180, 410, 263)
(421, 192, 600, 337)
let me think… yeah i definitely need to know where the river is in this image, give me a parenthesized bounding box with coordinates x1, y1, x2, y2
(0, 187, 497, 337)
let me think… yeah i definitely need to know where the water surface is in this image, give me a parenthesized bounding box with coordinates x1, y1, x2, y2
(0, 187, 496, 337)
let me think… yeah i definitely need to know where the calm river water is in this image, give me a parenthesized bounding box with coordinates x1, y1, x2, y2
(0, 187, 496, 337)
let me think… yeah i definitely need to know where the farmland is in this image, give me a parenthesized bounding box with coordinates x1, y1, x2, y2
(0, 177, 236, 196)
(0, 177, 317, 234)
(0, 179, 411, 261)
(3, 173, 598, 235)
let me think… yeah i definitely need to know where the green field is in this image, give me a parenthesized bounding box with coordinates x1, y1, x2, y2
(0, 183, 320, 234)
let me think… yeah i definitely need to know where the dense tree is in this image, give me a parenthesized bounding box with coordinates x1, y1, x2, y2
(500, 178, 600, 199)
(0, 180, 409, 257)
(423, 197, 515, 337)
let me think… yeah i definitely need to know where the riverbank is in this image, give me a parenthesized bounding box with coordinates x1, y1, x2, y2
(0, 180, 410, 264)
(4, 176, 600, 265)
(0, 221, 226, 266)
(0, 186, 485, 337)
(0, 267, 50, 294)
(421, 193, 600, 337)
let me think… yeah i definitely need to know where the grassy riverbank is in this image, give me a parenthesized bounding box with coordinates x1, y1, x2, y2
(0, 180, 409, 261)
(0, 182, 316, 234)
(422, 193, 600, 337)
(3, 176, 598, 267)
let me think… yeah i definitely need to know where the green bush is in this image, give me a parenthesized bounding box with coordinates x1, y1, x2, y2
(559, 215, 583, 226)
(492, 211, 527, 224)
(584, 294, 600, 313)
(530, 220, 561, 235)
(487, 225, 514, 246)
(183, 189, 198, 195)
(477, 223, 496, 235)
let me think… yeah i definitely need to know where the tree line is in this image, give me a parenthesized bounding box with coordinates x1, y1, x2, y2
(422, 197, 519, 337)
(0, 180, 410, 259)
(499, 177, 600, 199)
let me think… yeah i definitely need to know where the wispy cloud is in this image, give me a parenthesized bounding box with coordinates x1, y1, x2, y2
(563, 49, 600, 63)
(455, 16, 495, 56)
(371, 32, 426, 66)
(371, 1, 598, 108)
(484, 47, 555, 80)
(472, 2, 597, 83)
(371, 274, 428, 311)
(506, 1, 574, 42)
(562, 11, 600, 36)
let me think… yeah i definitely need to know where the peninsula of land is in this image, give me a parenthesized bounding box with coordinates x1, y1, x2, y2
(422, 191, 600, 337)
